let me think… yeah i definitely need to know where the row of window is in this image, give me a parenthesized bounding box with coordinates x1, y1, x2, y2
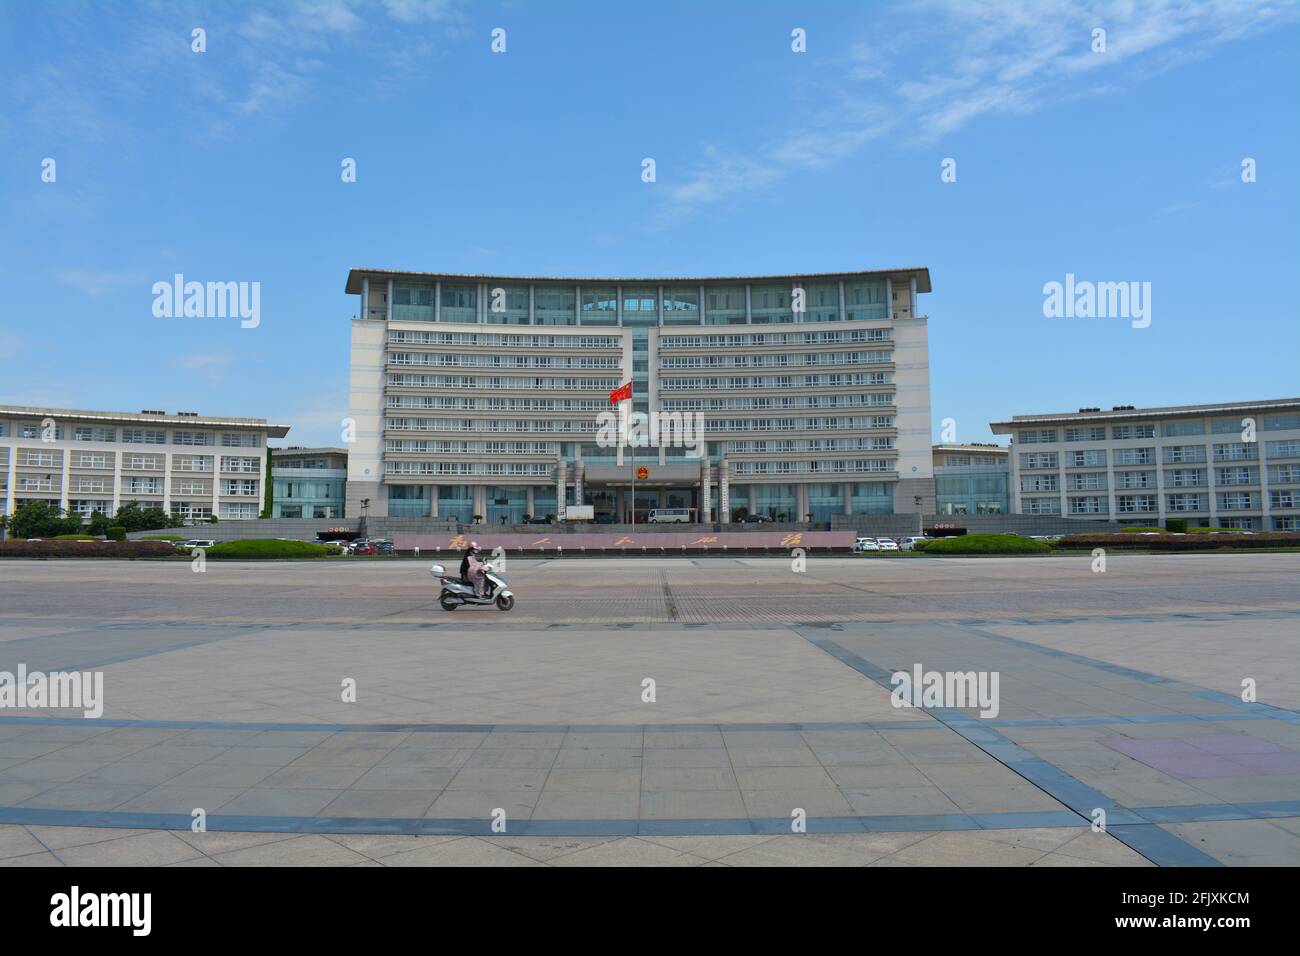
(388, 375, 621, 391)
(388, 352, 622, 369)
(660, 329, 892, 349)
(725, 437, 896, 453)
(1020, 491, 1297, 512)
(659, 351, 892, 369)
(662, 394, 895, 411)
(1, 424, 261, 446)
(384, 280, 893, 326)
(731, 459, 894, 475)
(1019, 415, 1298, 444)
(10, 450, 259, 471)
(1020, 441, 1300, 469)
(660, 373, 892, 390)
(385, 440, 559, 455)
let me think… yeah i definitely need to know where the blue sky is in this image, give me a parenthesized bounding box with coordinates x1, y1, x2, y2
(2, 0, 1297, 448)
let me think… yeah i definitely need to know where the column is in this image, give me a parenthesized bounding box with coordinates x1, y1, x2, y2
(574, 459, 585, 505)
(555, 460, 566, 516)
(744, 284, 752, 324)
(386, 279, 393, 322)
(5, 449, 16, 517)
(434, 281, 441, 323)
(209, 452, 219, 521)
(362, 277, 370, 320)
(1259, 435, 1272, 530)
(525, 486, 535, 518)
(429, 483, 440, 518)
(700, 451, 712, 522)
(796, 483, 809, 523)
(528, 284, 535, 325)
(885, 277, 893, 320)
(838, 279, 846, 322)
(909, 275, 918, 315)
(719, 457, 730, 523)
(163, 450, 173, 516)
(842, 482, 853, 515)
(59, 448, 70, 512)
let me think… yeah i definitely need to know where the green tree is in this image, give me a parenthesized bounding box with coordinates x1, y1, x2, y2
(3, 501, 84, 538)
(261, 452, 273, 518)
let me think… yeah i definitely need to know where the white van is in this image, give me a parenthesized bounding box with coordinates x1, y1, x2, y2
(647, 508, 691, 524)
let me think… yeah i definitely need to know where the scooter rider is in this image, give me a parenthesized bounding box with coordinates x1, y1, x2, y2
(460, 541, 487, 598)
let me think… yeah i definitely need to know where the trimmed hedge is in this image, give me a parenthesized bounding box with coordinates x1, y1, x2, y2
(1058, 532, 1300, 550)
(0, 540, 176, 558)
(205, 539, 334, 559)
(917, 534, 1053, 555)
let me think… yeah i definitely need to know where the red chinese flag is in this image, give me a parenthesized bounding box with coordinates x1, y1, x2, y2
(609, 381, 632, 405)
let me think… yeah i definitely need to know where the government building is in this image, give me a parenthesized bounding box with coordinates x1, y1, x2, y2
(1, 405, 288, 522)
(344, 268, 935, 523)
(990, 399, 1300, 531)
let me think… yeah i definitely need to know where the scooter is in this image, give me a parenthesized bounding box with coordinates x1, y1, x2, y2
(430, 563, 515, 611)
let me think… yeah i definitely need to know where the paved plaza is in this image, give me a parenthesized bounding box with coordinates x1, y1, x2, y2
(0, 554, 1297, 866)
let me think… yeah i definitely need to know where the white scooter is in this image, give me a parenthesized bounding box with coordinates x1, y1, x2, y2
(430, 563, 515, 611)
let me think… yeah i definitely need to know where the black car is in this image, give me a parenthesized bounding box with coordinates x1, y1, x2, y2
(593, 512, 617, 524)
(527, 515, 552, 524)
(375, 542, 396, 555)
(739, 513, 771, 523)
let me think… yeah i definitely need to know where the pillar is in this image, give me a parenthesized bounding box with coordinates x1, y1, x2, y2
(796, 483, 809, 523)
(555, 460, 567, 516)
(574, 459, 585, 505)
(429, 483, 440, 518)
(526, 486, 535, 517)
(719, 457, 731, 523)
(700, 451, 712, 523)
(842, 482, 853, 515)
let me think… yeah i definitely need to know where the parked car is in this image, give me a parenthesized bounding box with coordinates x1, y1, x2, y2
(877, 537, 899, 551)
(852, 537, 879, 553)
(593, 512, 617, 524)
(349, 540, 377, 555)
(527, 515, 552, 524)
(739, 513, 771, 523)
(374, 542, 396, 555)
(176, 539, 216, 550)
(899, 536, 929, 550)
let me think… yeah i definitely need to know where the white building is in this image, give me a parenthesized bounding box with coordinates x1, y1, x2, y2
(990, 399, 1300, 530)
(344, 268, 935, 523)
(0, 406, 289, 522)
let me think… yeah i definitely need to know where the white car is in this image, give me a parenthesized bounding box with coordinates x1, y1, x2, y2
(852, 537, 879, 552)
(876, 537, 899, 551)
(899, 536, 929, 550)
(176, 539, 215, 550)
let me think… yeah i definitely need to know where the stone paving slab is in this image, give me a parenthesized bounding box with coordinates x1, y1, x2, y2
(2, 555, 1298, 865)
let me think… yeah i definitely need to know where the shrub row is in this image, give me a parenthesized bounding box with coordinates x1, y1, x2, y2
(1058, 532, 1300, 550)
(916, 534, 1053, 555)
(0, 540, 176, 558)
(205, 539, 334, 559)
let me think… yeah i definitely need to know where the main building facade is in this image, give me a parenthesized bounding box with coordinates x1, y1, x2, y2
(345, 268, 934, 523)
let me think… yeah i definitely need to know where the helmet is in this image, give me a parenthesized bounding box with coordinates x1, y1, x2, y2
(468, 540, 481, 553)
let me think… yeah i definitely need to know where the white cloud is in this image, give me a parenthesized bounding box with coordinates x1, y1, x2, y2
(657, 0, 1298, 224)
(54, 270, 145, 297)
